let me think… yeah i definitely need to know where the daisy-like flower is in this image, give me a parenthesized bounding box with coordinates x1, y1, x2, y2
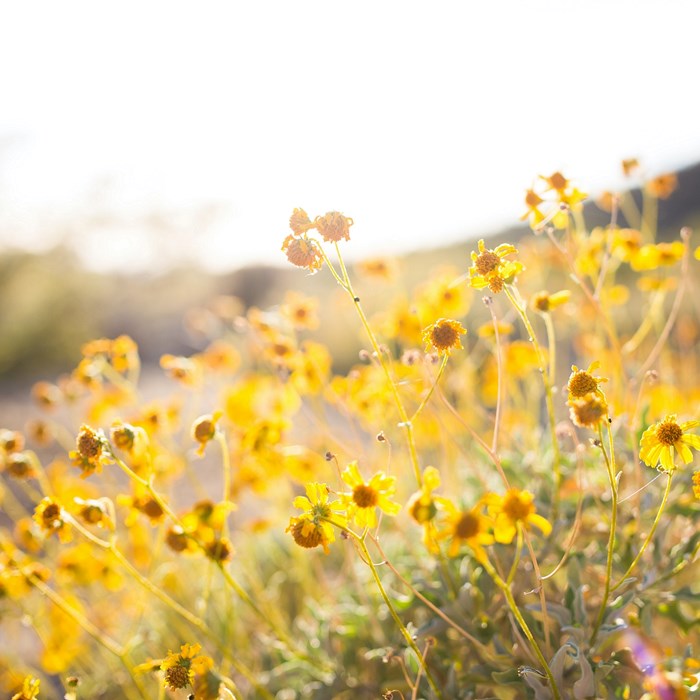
(566, 361, 608, 402)
(70, 424, 112, 478)
(568, 392, 609, 429)
(339, 461, 401, 529)
(314, 211, 353, 243)
(437, 499, 494, 562)
(468, 239, 523, 294)
(287, 482, 347, 554)
(74, 497, 114, 530)
(11, 676, 41, 700)
(639, 415, 700, 472)
(160, 643, 213, 692)
(282, 234, 324, 273)
(33, 497, 72, 543)
(422, 318, 467, 356)
(483, 489, 551, 544)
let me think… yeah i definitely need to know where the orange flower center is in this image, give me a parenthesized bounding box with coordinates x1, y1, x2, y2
(78, 431, 102, 459)
(164, 664, 190, 690)
(42, 503, 61, 525)
(475, 250, 501, 276)
(568, 371, 598, 398)
(353, 484, 379, 508)
(502, 493, 533, 522)
(455, 512, 480, 539)
(290, 520, 323, 549)
(430, 323, 460, 351)
(656, 421, 683, 446)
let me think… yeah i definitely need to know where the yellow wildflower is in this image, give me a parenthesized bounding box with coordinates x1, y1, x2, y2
(521, 188, 545, 226)
(159, 354, 203, 386)
(530, 289, 571, 313)
(287, 482, 347, 554)
(280, 290, 320, 330)
(406, 466, 445, 553)
(422, 318, 467, 356)
(340, 462, 401, 529)
(484, 489, 552, 544)
(314, 210, 353, 243)
(11, 676, 41, 700)
(639, 415, 700, 472)
(73, 497, 113, 530)
(289, 207, 314, 235)
(566, 362, 608, 401)
(437, 499, 494, 561)
(569, 392, 609, 429)
(191, 411, 222, 456)
(477, 320, 515, 339)
(33, 497, 72, 543)
(468, 239, 523, 293)
(69, 424, 112, 478)
(630, 241, 685, 271)
(160, 643, 213, 692)
(282, 234, 324, 273)
(645, 172, 678, 199)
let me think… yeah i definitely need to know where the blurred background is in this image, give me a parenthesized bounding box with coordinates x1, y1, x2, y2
(1, 0, 699, 396)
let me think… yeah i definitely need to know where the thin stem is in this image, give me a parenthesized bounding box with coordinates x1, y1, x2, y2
(590, 421, 619, 645)
(479, 556, 561, 700)
(611, 472, 673, 593)
(523, 530, 551, 657)
(410, 355, 448, 423)
(542, 312, 557, 390)
(216, 431, 232, 539)
(506, 525, 523, 586)
(341, 526, 443, 698)
(484, 296, 503, 453)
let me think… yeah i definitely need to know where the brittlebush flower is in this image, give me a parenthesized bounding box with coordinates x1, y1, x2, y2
(422, 318, 467, 355)
(11, 676, 41, 700)
(340, 462, 401, 528)
(530, 289, 571, 313)
(483, 489, 551, 544)
(407, 466, 446, 553)
(639, 415, 700, 472)
(287, 482, 347, 554)
(569, 392, 609, 429)
(468, 239, 523, 293)
(315, 211, 353, 242)
(191, 411, 222, 456)
(566, 362, 607, 401)
(437, 500, 494, 561)
(70, 424, 112, 478)
(630, 241, 685, 271)
(33, 497, 72, 543)
(282, 234, 324, 273)
(160, 643, 213, 692)
(289, 207, 314, 235)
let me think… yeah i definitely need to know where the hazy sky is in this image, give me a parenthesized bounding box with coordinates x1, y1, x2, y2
(1, 1, 698, 272)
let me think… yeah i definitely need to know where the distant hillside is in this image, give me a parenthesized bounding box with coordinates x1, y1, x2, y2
(1, 161, 699, 385)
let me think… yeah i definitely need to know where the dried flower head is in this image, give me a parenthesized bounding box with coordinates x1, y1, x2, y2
(469, 239, 523, 293)
(289, 208, 315, 235)
(314, 211, 353, 243)
(282, 234, 324, 273)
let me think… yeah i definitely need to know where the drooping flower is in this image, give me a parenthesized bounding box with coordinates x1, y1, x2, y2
(287, 482, 347, 554)
(568, 392, 609, 429)
(339, 462, 401, 529)
(639, 415, 700, 472)
(468, 239, 523, 294)
(437, 499, 494, 561)
(191, 411, 222, 456)
(314, 211, 353, 243)
(289, 207, 315, 235)
(422, 318, 467, 356)
(70, 424, 112, 478)
(483, 489, 551, 544)
(282, 234, 324, 273)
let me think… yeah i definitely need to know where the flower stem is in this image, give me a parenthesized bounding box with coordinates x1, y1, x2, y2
(610, 471, 673, 593)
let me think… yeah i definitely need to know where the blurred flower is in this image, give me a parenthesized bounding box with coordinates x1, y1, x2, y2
(70, 424, 112, 478)
(340, 462, 400, 528)
(191, 412, 222, 457)
(645, 172, 678, 199)
(530, 289, 571, 313)
(438, 500, 494, 561)
(569, 392, 609, 429)
(289, 207, 314, 235)
(33, 498, 72, 543)
(630, 242, 685, 271)
(314, 211, 353, 243)
(639, 415, 700, 472)
(484, 489, 551, 544)
(280, 291, 320, 330)
(11, 676, 40, 700)
(287, 482, 347, 554)
(160, 643, 213, 692)
(282, 234, 324, 272)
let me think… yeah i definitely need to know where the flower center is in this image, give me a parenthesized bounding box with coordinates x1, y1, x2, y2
(656, 420, 683, 446)
(164, 664, 190, 690)
(502, 493, 532, 522)
(291, 520, 323, 549)
(568, 371, 598, 398)
(455, 512, 480, 539)
(353, 484, 379, 508)
(78, 432, 102, 459)
(430, 323, 459, 350)
(475, 250, 501, 276)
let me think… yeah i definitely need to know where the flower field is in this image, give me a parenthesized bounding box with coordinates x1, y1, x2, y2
(1, 166, 699, 699)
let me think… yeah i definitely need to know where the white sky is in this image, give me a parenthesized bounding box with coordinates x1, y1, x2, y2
(0, 1, 698, 272)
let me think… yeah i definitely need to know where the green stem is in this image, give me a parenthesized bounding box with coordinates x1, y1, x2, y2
(411, 355, 448, 422)
(611, 472, 673, 593)
(590, 422, 619, 645)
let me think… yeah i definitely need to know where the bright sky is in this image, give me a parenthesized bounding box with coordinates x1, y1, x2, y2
(0, 1, 698, 272)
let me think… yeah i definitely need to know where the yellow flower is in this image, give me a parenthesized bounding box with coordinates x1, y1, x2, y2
(477, 320, 514, 339)
(568, 392, 609, 429)
(437, 499, 494, 561)
(630, 242, 685, 271)
(468, 239, 523, 293)
(314, 211, 353, 243)
(645, 172, 678, 199)
(484, 489, 551, 544)
(191, 411, 222, 456)
(406, 466, 445, 553)
(282, 234, 324, 273)
(280, 290, 320, 330)
(160, 643, 213, 692)
(73, 497, 114, 530)
(521, 188, 545, 227)
(566, 361, 608, 401)
(70, 424, 112, 478)
(160, 353, 203, 386)
(289, 207, 315, 235)
(340, 462, 401, 529)
(11, 676, 41, 700)
(287, 482, 347, 554)
(530, 289, 571, 313)
(33, 497, 72, 543)
(422, 318, 467, 356)
(639, 415, 700, 472)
